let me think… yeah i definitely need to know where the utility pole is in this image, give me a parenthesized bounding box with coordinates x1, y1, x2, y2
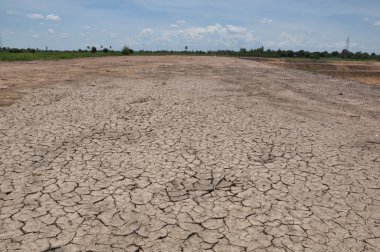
(345, 36, 350, 52)
(0, 33, 3, 50)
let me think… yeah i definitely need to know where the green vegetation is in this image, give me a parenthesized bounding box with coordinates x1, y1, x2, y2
(0, 47, 122, 61)
(135, 47, 380, 61)
(121, 46, 133, 55)
(0, 46, 379, 61)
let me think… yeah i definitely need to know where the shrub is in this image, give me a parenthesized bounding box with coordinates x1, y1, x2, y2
(91, 46, 97, 53)
(103, 48, 109, 53)
(121, 46, 133, 55)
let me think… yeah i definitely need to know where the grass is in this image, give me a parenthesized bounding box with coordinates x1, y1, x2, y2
(1, 51, 379, 62)
(0, 51, 122, 61)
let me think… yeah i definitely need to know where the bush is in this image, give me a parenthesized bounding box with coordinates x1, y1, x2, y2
(91, 46, 97, 53)
(103, 48, 109, 53)
(121, 46, 133, 55)
(9, 48, 23, 53)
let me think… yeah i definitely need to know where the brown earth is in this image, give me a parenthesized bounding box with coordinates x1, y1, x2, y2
(244, 57, 380, 86)
(0, 56, 380, 251)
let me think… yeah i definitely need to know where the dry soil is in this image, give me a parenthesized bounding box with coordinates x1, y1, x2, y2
(0, 56, 379, 252)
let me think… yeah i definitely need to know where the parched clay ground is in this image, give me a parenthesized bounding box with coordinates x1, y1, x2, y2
(0, 56, 379, 252)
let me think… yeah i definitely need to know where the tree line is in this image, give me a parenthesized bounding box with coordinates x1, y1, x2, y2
(137, 47, 380, 60)
(1, 46, 379, 60)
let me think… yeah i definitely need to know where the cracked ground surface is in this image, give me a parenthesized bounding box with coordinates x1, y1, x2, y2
(0, 56, 380, 251)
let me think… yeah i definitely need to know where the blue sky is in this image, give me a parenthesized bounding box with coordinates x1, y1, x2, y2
(1, 0, 380, 52)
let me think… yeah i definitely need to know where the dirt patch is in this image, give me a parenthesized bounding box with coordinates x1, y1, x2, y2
(244, 57, 380, 86)
(0, 56, 379, 251)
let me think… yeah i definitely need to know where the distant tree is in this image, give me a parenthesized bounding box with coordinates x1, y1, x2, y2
(103, 48, 109, 53)
(239, 48, 247, 54)
(296, 50, 306, 58)
(91, 46, 97, 53)
(309, 52, 320, 59)
(341, 49, 351, 58)
(185, 46, 188, 51)
(331, 51, 339, 57)
(285, 50, 295, 57)
(121, 46, 133, 55)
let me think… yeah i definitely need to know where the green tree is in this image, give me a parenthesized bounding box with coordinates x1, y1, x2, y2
(121, 46, 133, 55)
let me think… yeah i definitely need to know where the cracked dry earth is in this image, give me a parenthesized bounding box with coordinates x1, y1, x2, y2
(0, 56, 380, 252)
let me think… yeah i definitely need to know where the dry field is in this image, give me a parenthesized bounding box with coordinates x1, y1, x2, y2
(244, 57, 380, 86)
(0, 56, 379, 251)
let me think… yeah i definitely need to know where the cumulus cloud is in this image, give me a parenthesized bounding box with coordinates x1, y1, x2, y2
(170, 20, 186, 28)
(27, 13, 44, 19)
(46, 13, 60, 21)
(48, 28, 55, 34)
(110, 33, 118, 38)
(260, 18, 273, 24)
(269, 31, 359, 52)
(183, 24, 254, 40)
(374, 20, 380, 26)
(280, 32, 297, 44)
(141, 28, 154, 35)
(59, 33, 69, 38)
(27, 13, 60, 21)
(130, 23, 256, 50)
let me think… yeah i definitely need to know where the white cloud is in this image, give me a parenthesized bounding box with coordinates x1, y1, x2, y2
(260, 18, 273, 24)
(269, 31, 361, 52)
(59, 33, 69, 38)
(26, 13, 60, 21)
(170, 20, 186, 28)
(141, 28, 154, 35)
(110, 33, 118, 38)
(184, 24, 254, 40)
(225, 25, 248, 35)
(80, 26, 91, 29)
(46, 13, 60, 21)
(32, 34, 39, 38)
(280, 32, 297, 44)
(363, 18, 369, 21)
(40, 22, 45, 26)
(131, 24, 256, 50)
(374, 20, 380, 26)
(27, 13, 44, 19)
(48, 28, 55, 34)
